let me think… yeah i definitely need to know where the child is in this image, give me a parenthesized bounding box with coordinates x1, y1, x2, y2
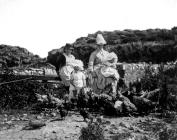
(69, 66, 86, 101)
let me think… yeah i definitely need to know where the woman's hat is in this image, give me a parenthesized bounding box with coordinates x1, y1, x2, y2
(64, 43, 74, 50)
(96, 34, 106, 45)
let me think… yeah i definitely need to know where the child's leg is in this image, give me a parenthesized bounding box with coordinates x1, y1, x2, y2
(69, 84, 75, 101)
(76, 87, 82, 99)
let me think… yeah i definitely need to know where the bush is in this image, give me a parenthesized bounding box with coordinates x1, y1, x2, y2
(158, 127, 177, 140)
(140, 64, 160, 91)
(140, 63, 177, 111)
(79, 120, 105, 140)
(0, 69, 57, 110)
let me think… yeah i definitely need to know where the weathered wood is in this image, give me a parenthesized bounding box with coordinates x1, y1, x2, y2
(0, 74, 59, 80)
(141, 88, 161, 99)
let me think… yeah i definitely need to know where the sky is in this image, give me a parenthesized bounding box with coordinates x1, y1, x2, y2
(0, 0, 177, 58)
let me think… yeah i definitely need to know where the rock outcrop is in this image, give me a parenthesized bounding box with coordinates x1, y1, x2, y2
(0, 44, 45, 68)
(47, 27, 177, 69)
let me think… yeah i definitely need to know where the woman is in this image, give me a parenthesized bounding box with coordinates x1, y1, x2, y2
(59, 43, 84, 89)
(88, 34, 120, 96)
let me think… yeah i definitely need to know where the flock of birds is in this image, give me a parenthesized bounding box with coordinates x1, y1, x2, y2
(27, 79, 158, 129)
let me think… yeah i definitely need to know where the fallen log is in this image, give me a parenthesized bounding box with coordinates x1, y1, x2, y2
(0, 65, 61, 85)
(140, 88, 161, 100)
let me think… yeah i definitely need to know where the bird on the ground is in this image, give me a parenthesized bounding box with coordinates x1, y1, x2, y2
(96, 115, 103, 124)
(24, 119, 46, 130)
(132, 96, 156, 115)
(87, 91, 100, 111)
(79, 108, 92, 122)
(59, 107, 68, 120)
(63, 96, 72, 111)
(35, 93, 48, 103)
(125, 90, 156, 115)
(47, 92, 63, 107)
(77, 88, 89, 109)
(119, 95, 137, 114)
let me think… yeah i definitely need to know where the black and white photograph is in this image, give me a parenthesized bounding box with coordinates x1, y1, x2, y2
(0, 0, 177, 139)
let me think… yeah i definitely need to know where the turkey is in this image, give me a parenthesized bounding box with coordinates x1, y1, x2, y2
(103, 101, 117, 116)
(132, 96, 156, 115)
(47, 92, 64, 108)
(79, 108, 92, 122)
(98, 94, 116, 116)
(35, 93, 48, 103)
(114, 100, 123, 113)
(59, 107, 68, 120)
(118, 94, 137, 115)
(126, 91, 156, 115)
(87, 91, 100, 112)
(77, 88, 89, 109)
(23, 120, 46, 130)
(33, 93, 49, 112)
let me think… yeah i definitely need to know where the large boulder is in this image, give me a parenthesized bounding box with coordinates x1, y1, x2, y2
(47, 27, 177, 70)
(0, 44, 45, 68)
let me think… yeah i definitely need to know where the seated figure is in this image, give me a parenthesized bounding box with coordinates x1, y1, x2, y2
(88, 34, 120, 96)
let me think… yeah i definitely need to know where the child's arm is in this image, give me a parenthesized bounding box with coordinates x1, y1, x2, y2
(70, 73, 75, 87)
(82, 73, 86, 87)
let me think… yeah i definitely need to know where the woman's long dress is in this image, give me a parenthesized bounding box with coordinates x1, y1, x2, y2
(88, 49, 119, 94)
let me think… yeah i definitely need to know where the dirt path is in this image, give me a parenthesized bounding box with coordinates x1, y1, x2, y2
(0, 110, 176, 140)
(0, 111, 87, 140)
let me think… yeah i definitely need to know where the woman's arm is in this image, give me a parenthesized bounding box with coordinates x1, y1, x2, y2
(111, 52, 118, 64)
(70, 72, 74, 86)
(88, 51, 96, 72)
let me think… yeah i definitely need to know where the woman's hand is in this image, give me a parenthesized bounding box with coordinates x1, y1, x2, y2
(102, 61, 111, 66)
(87, 66, 93, 72)
(103, 59, 117, 67)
